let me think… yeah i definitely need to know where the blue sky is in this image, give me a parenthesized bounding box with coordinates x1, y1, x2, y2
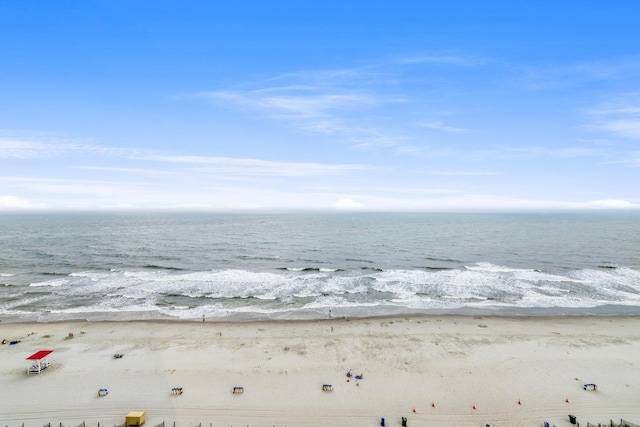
(1, 1, 639, 211)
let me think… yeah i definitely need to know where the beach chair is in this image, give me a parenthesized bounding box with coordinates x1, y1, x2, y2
(232, 386, 244, 394)
(98, 388, 109, 396)
(322, 384, 333, 391)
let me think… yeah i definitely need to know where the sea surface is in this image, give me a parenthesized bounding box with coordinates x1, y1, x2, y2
(1, 212, 639, 322)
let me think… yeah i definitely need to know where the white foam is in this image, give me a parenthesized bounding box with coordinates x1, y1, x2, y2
(7, 263, 640, 319)
(252, 294, 278, 300)
(367, 265, 636, 310)
(47, 304, 157, 314)
(464, 262, 524, 273)
(29, 278, 68, 287)
(0, 296, 45, 311)
(69, 271, 113, 281)
(302, 295, 381, 310)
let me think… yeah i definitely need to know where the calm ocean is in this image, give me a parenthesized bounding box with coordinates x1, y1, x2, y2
(1, 212, 639, 322)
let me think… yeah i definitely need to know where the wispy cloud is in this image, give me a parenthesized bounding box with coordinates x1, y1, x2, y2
(204, 86, 408, 149)
(74, 166, 183, 176)
(395, 145, 427, 155)
(417, 121, 469, 133)
(147, 155, 368, 177)
(599, 120, 640, 139)
(496, 145, 602, 159)
(200, 55, 483, 150)
(586, 93, 640, 140)
(4, 176, 148, 196)
(207, 90, 377, 120)
(396, 53, 484, 66)
(0, 137, 140, 159)
(0, 138, 85, 158)
(257, 68, 373, 87)
(349, 133, 409, 149)
(518, 55, 640, 90)
(430, 169, 500, 176)
(1, 136, 368, 179)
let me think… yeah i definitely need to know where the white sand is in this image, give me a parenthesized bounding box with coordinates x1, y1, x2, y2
(1, 315, 639, 427)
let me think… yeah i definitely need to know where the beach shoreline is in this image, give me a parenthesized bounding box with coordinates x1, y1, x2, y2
(3, 302, 640, 325)
(1, 315, 639, 426)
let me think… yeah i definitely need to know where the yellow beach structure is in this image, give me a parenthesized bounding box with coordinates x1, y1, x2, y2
(126, 411, 146, 426)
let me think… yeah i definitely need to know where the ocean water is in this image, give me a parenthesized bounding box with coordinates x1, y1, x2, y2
(1, 212, 639, 322)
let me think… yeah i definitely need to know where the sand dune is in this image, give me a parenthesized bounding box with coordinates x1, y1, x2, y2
(1, 315, 639, 426)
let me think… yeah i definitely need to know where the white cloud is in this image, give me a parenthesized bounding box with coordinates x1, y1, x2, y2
(395, 145, 427, 155)
(3, 175, 638, 211)
(519, 56, 640, 90)
(329, 197, 366, 210)
(497, 145, 601, 159)
(199, 53, 485, 151)
(418, 121, 469, 133)
(12, 178, 148, 197)
(397, 53, 484, 66)
(0, 139, 50, 158)
(205, 87, 407, 149)
(349, 133, 409, 149)
(587, 94, 640, 140)
(0, 137, 141, 159)
(74, 166, 183, 176)
(319, 192, 640, 212)
(147, 155, 367, 177)
(595, 120, 640, 139)
(205, 90, 375, 120)
(584, 199, 635, 209)
(0, 195, 48, 210)
(430, 169, 500, 176)
(200, 66, 409, 149)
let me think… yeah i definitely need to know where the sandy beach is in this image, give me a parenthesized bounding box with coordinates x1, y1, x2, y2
(1, 315, 639, 427)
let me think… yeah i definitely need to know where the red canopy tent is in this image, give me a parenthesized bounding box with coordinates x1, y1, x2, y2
(26, 350, 54, 374)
